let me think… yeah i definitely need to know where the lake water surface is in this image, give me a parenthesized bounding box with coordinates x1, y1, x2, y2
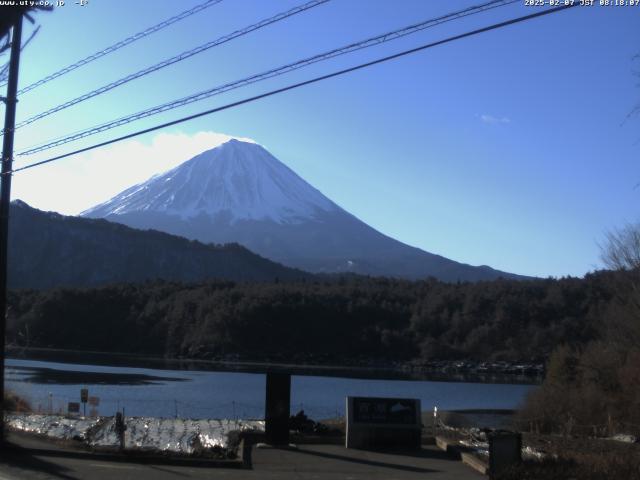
(5, 358, 536, 420)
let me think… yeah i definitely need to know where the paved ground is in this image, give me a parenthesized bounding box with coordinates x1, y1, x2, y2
(249, 444, 484, 479)
(0, 432, 484, 480)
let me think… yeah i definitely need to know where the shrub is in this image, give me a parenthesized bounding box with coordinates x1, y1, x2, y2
(4, 390, 31, 413)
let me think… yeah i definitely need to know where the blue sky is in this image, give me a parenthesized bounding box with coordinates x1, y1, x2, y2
(2, 0, 639, 278)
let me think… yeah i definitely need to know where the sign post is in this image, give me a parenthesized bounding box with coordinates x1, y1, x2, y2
(115, 410, 127, 450)
(80, 388, 88, 417)
(88, 396, 100, 417)
(433, 406, 438, 436)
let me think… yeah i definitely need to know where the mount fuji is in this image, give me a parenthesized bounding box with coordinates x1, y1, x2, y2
(82, 139, 521, 281)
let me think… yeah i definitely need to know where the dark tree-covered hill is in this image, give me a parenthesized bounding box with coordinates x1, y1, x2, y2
(8, 200, 311, 289)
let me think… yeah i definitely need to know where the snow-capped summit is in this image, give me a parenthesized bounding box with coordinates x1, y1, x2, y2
(83, 139, 338, 224)
(83, 138, 523, 281)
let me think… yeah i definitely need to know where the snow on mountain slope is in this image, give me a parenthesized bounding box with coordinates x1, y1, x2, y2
(83, 139, 338, 224)
(82, 138, 524, 281)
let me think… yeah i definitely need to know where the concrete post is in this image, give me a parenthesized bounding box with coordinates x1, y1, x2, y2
(264, 373, 291, 445)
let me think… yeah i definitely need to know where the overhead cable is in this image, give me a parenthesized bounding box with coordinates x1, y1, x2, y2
(17, 0, 517, 156)
(9, 0, 330, 132)
(8, 0, 225, 95)
(8, 3, 577, 175)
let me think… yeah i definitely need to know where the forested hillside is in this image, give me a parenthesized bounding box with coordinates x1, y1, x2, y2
(7, 270, 626, 364)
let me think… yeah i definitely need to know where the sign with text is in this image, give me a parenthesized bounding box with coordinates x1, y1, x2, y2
(352, 397, 418, 425)
(68, 402, 80, 414)
(346, 396, 421, 450)
(88, 396, 100, 406)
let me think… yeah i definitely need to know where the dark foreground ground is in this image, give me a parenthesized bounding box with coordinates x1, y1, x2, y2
(435, 425, 640, 480)
(0, 431, 483, 480)
(500, 433, 640, 480)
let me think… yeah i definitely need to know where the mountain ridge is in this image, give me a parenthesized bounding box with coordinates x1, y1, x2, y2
(8, 200, 311, 290)
(82, 139, 526, 282)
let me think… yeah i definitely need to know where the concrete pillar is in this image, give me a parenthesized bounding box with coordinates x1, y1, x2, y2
(264, 373, 291, 445)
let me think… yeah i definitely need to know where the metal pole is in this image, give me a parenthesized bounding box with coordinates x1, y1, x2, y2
(0, 15, 23, 444)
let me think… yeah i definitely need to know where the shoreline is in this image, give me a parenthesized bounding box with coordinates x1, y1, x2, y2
(6, 346, 543, 384)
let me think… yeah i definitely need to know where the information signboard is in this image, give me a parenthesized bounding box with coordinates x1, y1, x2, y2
(346, 396, 421, 450)
(352, 397, 418, 425)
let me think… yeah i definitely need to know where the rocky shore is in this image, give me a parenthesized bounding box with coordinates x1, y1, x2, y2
(5, 413, 264, 458)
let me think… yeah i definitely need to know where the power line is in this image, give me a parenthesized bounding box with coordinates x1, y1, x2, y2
(3, 0, 224, 95)
(8, 0, 330, 134)
(7, 3, 577, 176)
(17, 0, 518, 157)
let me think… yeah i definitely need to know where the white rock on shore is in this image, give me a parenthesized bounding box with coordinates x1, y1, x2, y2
(6, 414, 264, 453)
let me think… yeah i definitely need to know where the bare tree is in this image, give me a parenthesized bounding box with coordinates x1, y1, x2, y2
(600, 223, 640, 271)
(598, 224, 640, 352)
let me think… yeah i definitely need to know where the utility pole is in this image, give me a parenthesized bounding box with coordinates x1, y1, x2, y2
(0, 14, 23, 444)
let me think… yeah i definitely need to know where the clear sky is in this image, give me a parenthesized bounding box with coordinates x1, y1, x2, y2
(2, 0, 639, 278)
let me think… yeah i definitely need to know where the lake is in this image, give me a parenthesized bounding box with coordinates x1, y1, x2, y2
(5, 358, 536, 420)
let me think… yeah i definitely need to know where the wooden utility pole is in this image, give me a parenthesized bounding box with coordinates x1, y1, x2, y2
(0, 14, 23, 444)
